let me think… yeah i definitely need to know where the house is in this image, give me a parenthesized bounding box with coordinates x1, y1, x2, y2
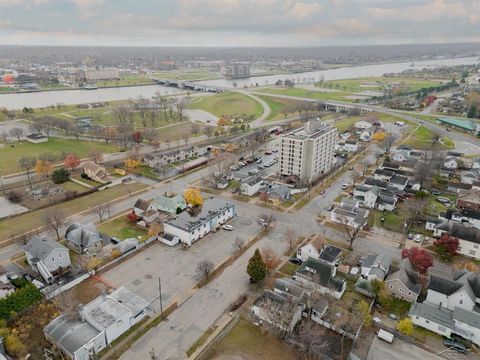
(83, 161, 107, 183)
(265, 183, 291, 201)
(143, 146, 200, 168)
(81, 287, 149, 344)
(425, 217, 443, 231)
(354, 120, 373, 130)
(385, 260, 421, 302)
(133, 199, 151, 216)
(24, 236, 71, 283)
(148, 194, 187, 215)
(318, 245, 343, 266)
(25, 133, 48, 144)
(0, 270, 14, 299)
(433, 222, 480, 260)
(45, 287, 149, 360)
(44, 315, 107, 360)
(457, 189, 480, 211)
(296, 235, 325, 262)
(473, 158, 480, 170)
(389, 175, 409, 191)
(440, 168, 456, 178)
(338, 140, 359, 152)
(274, 277, 310, 299)
(294, 257, 346, 299)
(240, 176, 263, 196)
(65, 223, 106, 254)
(361, 254, 391, 281)
(251, 290, 303, 332)
(409, 270, 480, 346)
(392, 149, 410, 162)
(373, 168, 395, 182)
(444, 157, 460, 169)
(331, 203, 369, 228)
(376, 191, 397, 212)
(159, 233, 180, 246)
(359, 130, 372, 142)
(447, 182, 472, 193)
(163, 198, 235, 246)
(354, 185, 379, 209)
(441, 208, 480, 230)
(461, 171, 480, 185)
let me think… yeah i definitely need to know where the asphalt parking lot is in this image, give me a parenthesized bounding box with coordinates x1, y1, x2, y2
(101, 198, 270, 311)
(367, 336, 442, 360)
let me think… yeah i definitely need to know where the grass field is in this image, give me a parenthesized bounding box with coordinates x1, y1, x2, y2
(257, 87, 355, 102)
(152, 70, 218, 81)
(96, 76, 155, 88)
(204, 318, 300, 360)
(257, 95, 305, 121)
(403, 125, 452, 150)
(0, 182, 146, 241)
(322, 77, 444, 93)
(0, 137, 119, 175)
(97, 216, 147, 241)
(189, 91, 264, 119)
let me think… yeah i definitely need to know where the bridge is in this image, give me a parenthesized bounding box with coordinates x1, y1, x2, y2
(151, 78, 224, 93)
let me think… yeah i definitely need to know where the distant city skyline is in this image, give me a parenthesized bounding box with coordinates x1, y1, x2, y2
(0, 0, 479, 47)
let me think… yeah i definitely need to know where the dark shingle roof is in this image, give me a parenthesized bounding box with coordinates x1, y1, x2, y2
(435, 222, 480, 243)
(428, 274, 463, 295)
(318, 245, 342, 263)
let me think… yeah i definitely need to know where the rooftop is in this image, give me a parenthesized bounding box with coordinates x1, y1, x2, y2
(282, 120, 335, 141)
(25, 236, 68, 262)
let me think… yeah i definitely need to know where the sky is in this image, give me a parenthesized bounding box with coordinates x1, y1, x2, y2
(0, 0, 479, 47)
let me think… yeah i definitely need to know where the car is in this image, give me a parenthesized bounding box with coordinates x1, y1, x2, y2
(357, 256, 366, 266)
(264, 150, 272, 155)
(388, 314, 398, 321)
(319, 190, 325, 195)
(327, 204, 335, 211)
(419, 120, 425, 124)
(258, 217, 268, 226)
(22, 273, 33, 282)
(349, 166, 354, 170)
(256, 159, 262, 164)
(431, 189, 441, 196)
(446, 128, 451, 132)
(6, 272, 18, 281)
(289, 258, 302, 265)
(272, 149, 278, 153)
(372, 317, 382, 325)
(341, 184, 348, 190)
(443, 338, 467, 354)
(257, 165, 264, 170)
(414, 234, 423, 243)
(222, 224, 234, 231)
(407, 233, 414, 240)
(239, 156, 245, 161)
(32, 279, 45, 289)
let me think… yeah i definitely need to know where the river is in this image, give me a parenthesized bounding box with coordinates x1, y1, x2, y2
(1, 56, 478, 110)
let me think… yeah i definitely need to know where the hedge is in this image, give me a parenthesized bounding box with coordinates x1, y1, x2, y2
(0, 284, 43, 320)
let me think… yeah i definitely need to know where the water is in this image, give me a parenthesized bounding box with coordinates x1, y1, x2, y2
(1, 56, 478, 110)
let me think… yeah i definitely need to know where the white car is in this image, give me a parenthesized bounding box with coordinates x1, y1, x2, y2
(341, 184, 348, 190)
(373, 317, 382, 325)
(414, 234, 423, 243)
(222, 224, 234, 231)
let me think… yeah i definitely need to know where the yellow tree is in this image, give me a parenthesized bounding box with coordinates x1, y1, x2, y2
(184, 187, 203, 206)
(34, 159, 53, 179)
(217, 117, 228, 127)
(124, 158, 140, 170)
(372, 132, 386, 141)
(397, 318, 414, 335)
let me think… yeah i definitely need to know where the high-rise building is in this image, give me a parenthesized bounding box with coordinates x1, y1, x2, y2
(222, 62, 251, 79)
(279, 121, 337, 181)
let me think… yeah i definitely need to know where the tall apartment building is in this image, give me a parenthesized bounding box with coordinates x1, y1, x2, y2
(279, 121, 337, 181)
(222, 62, 251, 78)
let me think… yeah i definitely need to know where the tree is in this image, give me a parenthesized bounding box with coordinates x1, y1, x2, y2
(397, 318, 414, 336)
(64, 153, 80, 171)
(196, 259, 215, 282)
(124, 158, 140, 170)
(204, 126, 214, 139)
(9, 127, 24, 142)
(338, 214, 365, 250)
(17, 156, 36, 188)
(371, 279, 384, 296)
(355, 300, 372, 326)
(191, 123, 200, 135)
(401, 197, 428, 232)
(148, 222, 162, 237)
(380, 133, 398, 157)
(295, 321, 329, 358)
(127, 211, 138, 223)
(112, 105, 134, 126)
(433, 234, 459, 261)
(261, 246, 280, 271)
(4, 332, 26, 358)
(43, 209, 66, 240)
(284, 228, 297, 253)
(89, 150, 104, 164)
(402, 247, 433, 275)
(259, 191, 269, 204)
(34, 159, 53, 179)
(102, 126, 118, 144)
(247, 249, 267, 283)
(132, 130, 143, 144)
(231, 236, 245, 259)
(217, 117, 228, 127)
(184, 187, 203, 207)
(51, 168, 70, 184)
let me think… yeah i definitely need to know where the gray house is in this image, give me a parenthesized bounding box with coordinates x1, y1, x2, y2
(385, 260, 421, 302)
(24, 236, 71, 283)
(65, 223, 105, 254)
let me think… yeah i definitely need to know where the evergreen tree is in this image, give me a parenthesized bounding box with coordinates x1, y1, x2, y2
(247, 249, 267, 283)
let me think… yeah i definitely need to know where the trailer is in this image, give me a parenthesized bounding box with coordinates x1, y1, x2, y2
(377, 329, 394, 343)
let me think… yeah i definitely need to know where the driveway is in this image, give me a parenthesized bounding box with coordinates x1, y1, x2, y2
(0, 196, 29, 219)
(367, 336, 442, 360)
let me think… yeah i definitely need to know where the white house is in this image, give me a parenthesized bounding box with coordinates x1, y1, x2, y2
(148, 194, 187, 214)
(24, 236, 71, 284)
(361, 254, 391, 281)
(0, 271, 14, 299)
(433, 222, 480, 260)
(443, 157, 459, 169)
(331, 203, 369, 229)
(359, 130, 372, 142)
(163, 198, 235, 246)
(354, 185, 379, 209)
(296, 236, 324, 262)
(240, 176, 264, 196)
(461, 171, 480, 185)
(344, 140, 359, 152)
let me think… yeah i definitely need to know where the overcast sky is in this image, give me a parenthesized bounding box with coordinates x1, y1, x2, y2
(0, 0, 479, 47)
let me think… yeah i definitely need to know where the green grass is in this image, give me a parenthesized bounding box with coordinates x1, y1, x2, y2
(189, 91, 263, 119)
(0, 182, 146, 241)
(256, 87, 355, 102)
(0, 137, 119, 175)
(278, 262, 299, 276)
(151, 70, 218, 81)
(403, 125, 451, 150)
(186, 325, 218, 357)
(204, 318, 300, 360)
(62, 180, 90, 193)
(377, 293, 412, 317)
(97, 216, 147, 241)
(130, 164, 159, 180)
(257, 95, 305, 121)
(321, 77, 443, 93)
(96, 76, 155, 88)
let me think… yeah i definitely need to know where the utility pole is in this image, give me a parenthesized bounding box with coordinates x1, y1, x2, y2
(158, 277, 164, 319)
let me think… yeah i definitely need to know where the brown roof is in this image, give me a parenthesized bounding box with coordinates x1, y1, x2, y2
(458, 189, 480, 204)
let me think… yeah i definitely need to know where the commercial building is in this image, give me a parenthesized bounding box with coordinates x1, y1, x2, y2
(222, 62, 251, 78)
(279, 121, 336, 181)
(80, 69, 120, 82)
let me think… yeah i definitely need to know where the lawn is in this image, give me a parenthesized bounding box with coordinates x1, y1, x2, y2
(368, 210, 405, 233)
(321, 77, 443, 93)
(278, 262, 299, 276)
(96, 76, 156, 88)
(256, 87, 355, 102)
(62, 180, 90, 193)
(403, 125, 451, 150)
(97, 216, 147, 241)
(0, 182, 146, 241)
(189, 91, 264, 119)
(152, 70, 218, 81)
(0, 137, 119, 175)
(204, 318, 300, 360)
(257, 95, 306, 121)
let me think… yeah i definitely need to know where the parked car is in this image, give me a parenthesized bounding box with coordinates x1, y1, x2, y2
(372, 317, 382, 325)
(414, 234, 423, 243)
(6, 272, 18, 281)
(264, 150, 272, 155)
(319, 190, 325, 195)
(258, 217, 268, 226)
(446, 128, 451, 132)
(357, 256, 366, 266)
(388, 314, 398, 321)
(443, 338, 467, 354)
(289, 258, 302, 265)
(32, 279, 45, 289)
(327, 204, 335, 211)
(431, 189, 442, 196)
(341, 184, 348, 190)
(22, 273, 33, 282)
(256, 159, 262, 164)
(222, 224, 234, 231)
(407, 233, 414, 240)
(272, 149, 278, 153)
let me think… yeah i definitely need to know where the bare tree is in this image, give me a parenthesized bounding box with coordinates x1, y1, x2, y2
(117, 124, 133, 149)
(0, 132, 7, 144)
(18, 156, 36, 188)
(191, 123, 200, 135)
(96, 204, 108, 223)
(338, 215, 365, 250)
(401, 196, 428, 233)
(360, 159, 371, 176)
(261, 246, 281, 271)
(55, 290, 80, 320)
(431, 133, 441, 148)
(231, 236, 245, 259)
(175, 97, 190, 121)
(204, 126, 214, 139)
(112, 105, 134, 126)
(196, 259, 215, 282)
(142, 128, 158, 145)
(9, 127, 24, 142)
(295, 321, 329, 359)
(380, 133, 398, 157)
(134, 96, 152, 128)
(284, 227, 297, 253)
(43, 209, 66, 240)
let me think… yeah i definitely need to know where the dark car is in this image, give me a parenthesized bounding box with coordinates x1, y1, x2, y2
(327, 204, 335, 211)
(443, 338, 467, 354)
(22, 274, 33, 282)
(431, 189, 441, 196)
(289, 258, 302, 265)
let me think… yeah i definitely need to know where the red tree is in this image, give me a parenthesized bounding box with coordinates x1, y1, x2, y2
(64, 153, 80, 171)
(132, 131, 143, 144)
(433, 234, 460, 261)
(402, 247, 433, 274)
(127, 211, 138, 223)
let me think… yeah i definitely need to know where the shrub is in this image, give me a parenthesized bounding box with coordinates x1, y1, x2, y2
(10, 278, 29, 289)
(6, 190, 23, 204)
(0, 284, 43, 320)
(51, 168, 70, 184)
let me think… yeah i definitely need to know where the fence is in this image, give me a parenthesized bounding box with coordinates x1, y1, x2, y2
(42, 272, 91, 299)
(195, 315, 240, 360)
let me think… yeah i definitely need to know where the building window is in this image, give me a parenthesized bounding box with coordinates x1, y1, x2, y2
(426, 320, 430, 324)
(399, 288, 405, 293)
(459, 299, 463, 304)
(52, 257, 55, 262)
